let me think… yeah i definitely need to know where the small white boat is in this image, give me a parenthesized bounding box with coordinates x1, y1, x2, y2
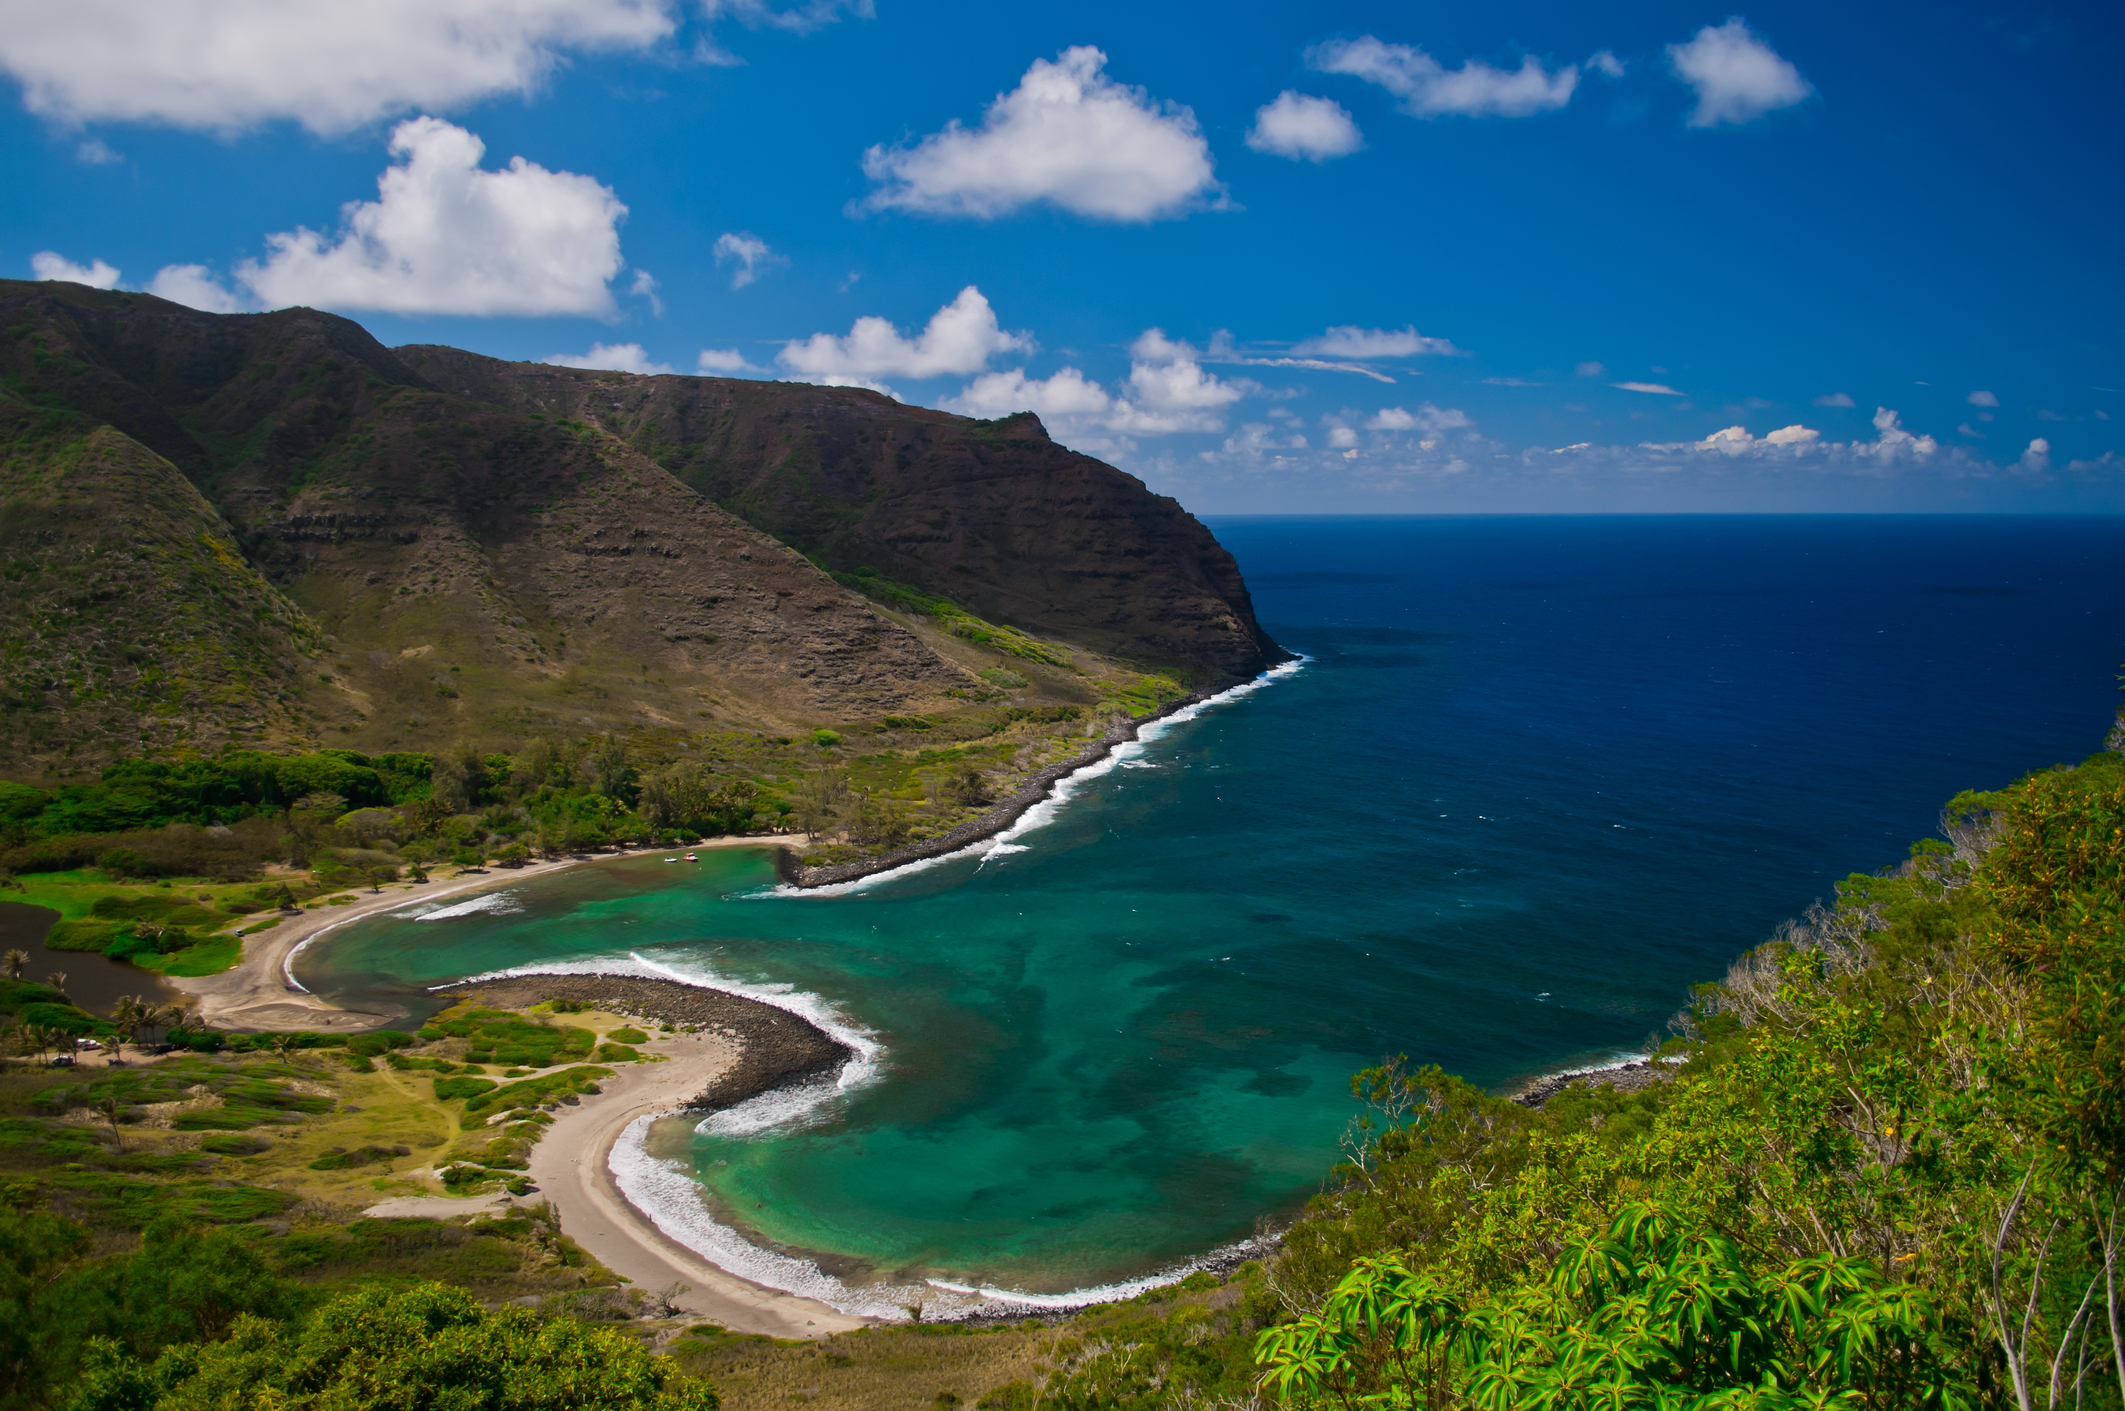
(663, 857, 679, 863)
(684, 853, 698, 861)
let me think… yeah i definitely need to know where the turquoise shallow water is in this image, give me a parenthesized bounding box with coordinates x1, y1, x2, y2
(302, 516, 2125, 1308)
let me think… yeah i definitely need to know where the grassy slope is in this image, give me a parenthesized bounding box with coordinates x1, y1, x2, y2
(0, 393, 322, 770)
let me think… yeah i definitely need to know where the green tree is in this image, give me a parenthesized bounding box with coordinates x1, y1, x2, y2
(69, 1281, 717, 1410)
(1256, 1204, 1974, 1409)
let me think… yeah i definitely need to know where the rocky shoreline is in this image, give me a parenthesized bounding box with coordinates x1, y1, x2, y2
(440, 974, 850, 1112)
(777, 686, 1228, 891)
(1508, 1058, 1675, 1110)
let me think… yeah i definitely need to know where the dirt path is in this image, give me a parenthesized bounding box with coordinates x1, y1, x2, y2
(167, 836, 810, 1033)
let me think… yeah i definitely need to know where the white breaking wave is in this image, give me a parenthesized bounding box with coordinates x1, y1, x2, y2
(410, 891, 523, 921)
(768, 655, 1308, 898)
(611, 1109, 1269, 1320)
(443, 949, 885, 1133)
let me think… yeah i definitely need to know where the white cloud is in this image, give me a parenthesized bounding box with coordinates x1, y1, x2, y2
(1813, 391, 1854, 408)
(147, 263, 246, 312)
(1667, 18, 1812, 128)
(946, 366, 1114, 422)
(1484, 377, 1542, 387)
(1367, 404, 1473, 437)
(1613, 381, 1684, 395)
(1203, 331, 1397, 384)
(779, 286, 1029, 390)
(75, 138, 121, 164)
(0, 0, 677, 134)
(543, 342, 672, 374)
(697, 348, 762, 374)
(1693, 423, 1819, 454)
(1574, 361, 1606, 377)
(1587, 51, 1625, 79)
(1957, 423, 1985, 439)
(2019, 437, 2051, 473)
(629, 268, 662, 316)
(1111, 331, 1249, 433)
(1309, 36, 1577, 118)
(1292, 324, 1461, 358)
(942, 328, 1248, 444)
(1246, 91, 1363, 162)
(30, 251, 120, 288)
(237, 117, 627, 316)
(859, 46, 1221, 221)
(1967, 389, 1999, 406)
(1859, 406, 1937, 461)
(700, 0, 869, 33)
(713, 232, 784, 289)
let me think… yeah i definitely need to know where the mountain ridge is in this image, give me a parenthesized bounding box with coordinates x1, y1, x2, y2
(0, 280, 1279, 779)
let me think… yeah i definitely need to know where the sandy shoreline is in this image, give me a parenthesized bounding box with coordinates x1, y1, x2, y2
(366, 1023, 864, 1339)
(165, 833, 811, 1033)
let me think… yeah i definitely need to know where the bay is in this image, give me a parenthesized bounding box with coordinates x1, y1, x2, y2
(302, 514, 2125, 1304)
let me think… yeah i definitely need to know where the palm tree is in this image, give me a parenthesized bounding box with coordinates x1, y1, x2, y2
(1, 949, 27, 981)
(110, 996, 144, 1065)
(44, 971, 67, 997)
(96, 1092, 125, 1150)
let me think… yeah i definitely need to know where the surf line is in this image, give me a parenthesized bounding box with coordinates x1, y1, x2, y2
(772, 655, 1309, 899)
(279, 887, 523, 993)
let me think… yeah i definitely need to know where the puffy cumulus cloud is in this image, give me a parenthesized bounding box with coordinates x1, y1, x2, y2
(1667, 18, 1812, 128)
(1246, 91, 1363, 162)
(942, 329, 1249, 448)
(1861, 406, 1938, 461)
(1613, 381, 1684, 395)
(146, 264, 247, 312)
(1292, 324, 1460, 359)
(779, 286, 1029, 393)
(1587, 51, 1626, 79)
(1690, 424, 1820, 454)
(1813, 392, 1854, 408)
(2019, 438, 2052, 474)
(859, 47, 1222, 221)
(1309, 36, 1577, 118)
(697, 348, 763, 374)
(945, 366, 1114, 422)
(1967, 390, 1999, 407)
(713, 232, 784, 289)
(542, 342, 672, 375)
(30, 251, 120, 288)
(230, 117, 628, 316)
(0, 0, 675, 135)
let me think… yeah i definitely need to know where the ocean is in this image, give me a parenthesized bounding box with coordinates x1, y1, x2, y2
(299, 515, 2125, 1313)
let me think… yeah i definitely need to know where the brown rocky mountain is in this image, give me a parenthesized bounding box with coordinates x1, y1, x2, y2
(0, 280, 1279, 779)
(394, 345, 1279, 678)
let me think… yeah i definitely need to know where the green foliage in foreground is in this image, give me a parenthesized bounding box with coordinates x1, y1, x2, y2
(65, 1281, 719, 1411)
(1258, 1206, 1969, 1408)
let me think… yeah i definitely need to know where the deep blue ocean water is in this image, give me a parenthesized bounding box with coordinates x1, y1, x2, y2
(308, 515, 2125, 1309)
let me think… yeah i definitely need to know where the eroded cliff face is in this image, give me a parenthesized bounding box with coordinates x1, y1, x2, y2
(395, 347, 1284, 680)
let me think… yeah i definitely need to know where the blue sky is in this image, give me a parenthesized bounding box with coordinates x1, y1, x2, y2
(4, 0, 2120, 512)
